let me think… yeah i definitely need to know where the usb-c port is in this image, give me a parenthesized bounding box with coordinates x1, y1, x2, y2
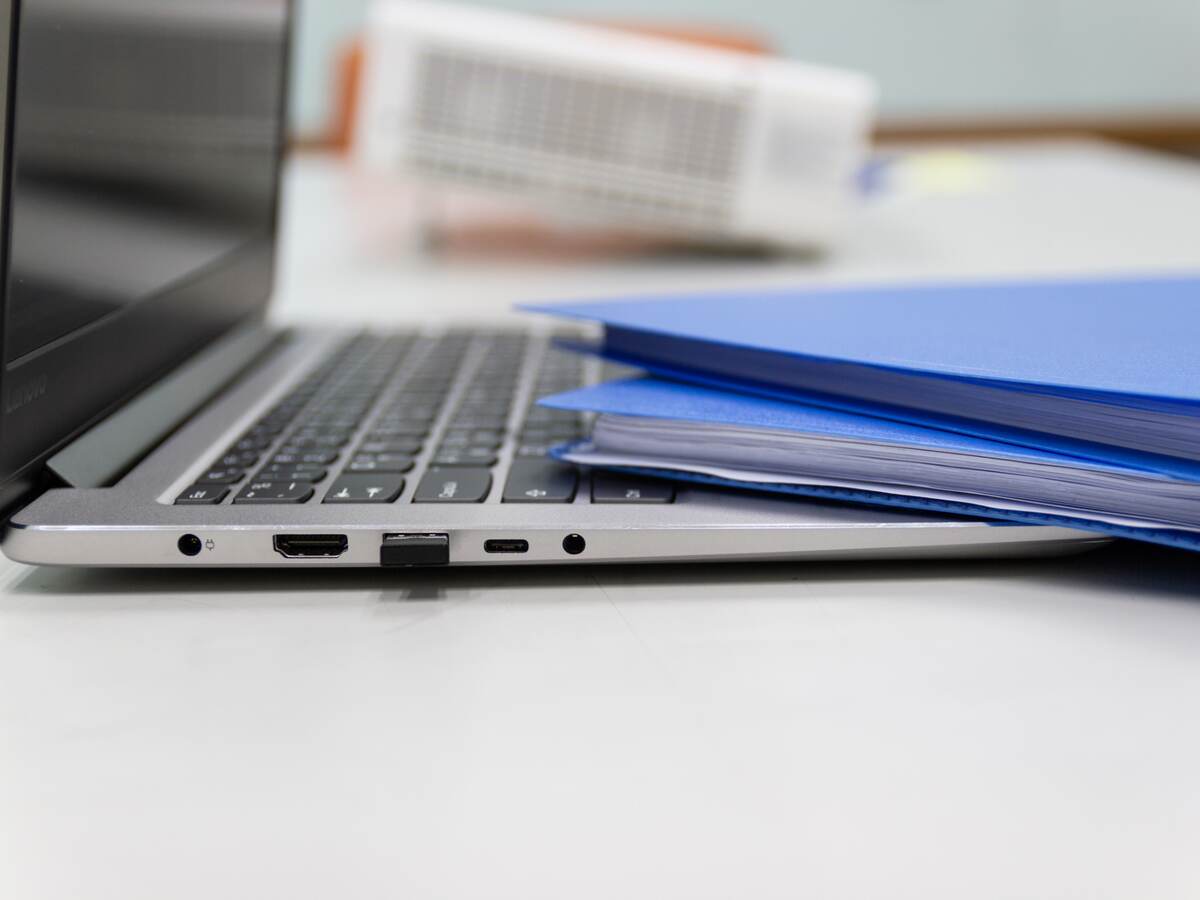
(484, 539, 529, 554)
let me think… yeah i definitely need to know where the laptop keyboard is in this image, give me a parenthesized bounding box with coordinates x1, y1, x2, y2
(173, 329, 675, 507)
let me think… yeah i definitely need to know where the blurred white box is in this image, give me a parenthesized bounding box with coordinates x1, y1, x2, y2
(355, 0, 877, 252)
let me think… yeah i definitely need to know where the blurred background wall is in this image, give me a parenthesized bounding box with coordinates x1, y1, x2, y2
(290, 0, 1200, 151)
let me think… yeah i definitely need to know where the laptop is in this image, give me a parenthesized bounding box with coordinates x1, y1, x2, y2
(0, 0, 1104, 567)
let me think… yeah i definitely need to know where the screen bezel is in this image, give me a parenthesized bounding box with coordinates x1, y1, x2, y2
(0, 0, 293, 516)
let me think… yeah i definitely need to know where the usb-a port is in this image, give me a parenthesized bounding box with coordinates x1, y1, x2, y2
(484, 539, 529, 554)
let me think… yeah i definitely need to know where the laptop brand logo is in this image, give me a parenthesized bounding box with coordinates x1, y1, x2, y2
(5, 375, 48, 413)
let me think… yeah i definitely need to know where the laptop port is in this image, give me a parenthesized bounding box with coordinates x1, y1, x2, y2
(178, 534, 203, 557)
(273, 534, 349, 558)
(484, 539, 529, 554)
(381, 533, 449, 566)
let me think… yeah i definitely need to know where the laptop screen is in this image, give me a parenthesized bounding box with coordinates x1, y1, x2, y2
(0, 0, 291, 510)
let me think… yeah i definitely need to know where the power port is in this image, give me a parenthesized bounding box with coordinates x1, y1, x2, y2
(484, 539, 529, 554)
(178, 534, 203, 557)
(562, 533, 586, 555)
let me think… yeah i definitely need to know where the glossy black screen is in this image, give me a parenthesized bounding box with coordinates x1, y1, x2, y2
(0, 0, 290, 510)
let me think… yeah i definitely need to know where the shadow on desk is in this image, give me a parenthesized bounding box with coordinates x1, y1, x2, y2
(5, 540, 1197, 610)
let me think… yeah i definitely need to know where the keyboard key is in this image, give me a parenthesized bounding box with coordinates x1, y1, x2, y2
(233, 436, 274, 452)
(357, 438, 423, 455)
(233, 481, 315, 504)
(368, 423, 430, 439)
(431, 448, 498, 467)
(197, 467, 245, 485)
(283, 434, 348, 449)
(502, 460, 579, 503)
(256, 467, 328, 483)
(385, 404, 439, 421)
(413, 467, 492, 503)
(348, 454, 415, 473)
(515, 443, 552, 458)
(519, 425, 583, 442)
(175, 484, 229, 505)
(454, 404, 508, 420)
(441, 429, 504, 449)
(219, 451, 260, 468)
(260, 461, 327, 475)
(592, 473, 676, 504)
(447, 414, 509, 430)
(270, 450, 339, 466)
(290, 426, 353, 441)
(323, 474, 405, 503)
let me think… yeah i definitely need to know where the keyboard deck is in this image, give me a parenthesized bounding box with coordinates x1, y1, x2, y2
(173, 330, 675, 508)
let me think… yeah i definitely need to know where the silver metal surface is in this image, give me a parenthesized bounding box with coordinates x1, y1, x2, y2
(4, 326, 1107, 567)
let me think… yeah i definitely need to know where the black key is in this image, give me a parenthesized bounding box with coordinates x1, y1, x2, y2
(401, 380, 452, 393)
(502, 460, 579, 503)
(393, 390, 448, 403)
(368, 424, 430, 439)
(260, 461, 327, 475)
(234, 435, 274, 452)
(256, 467, 328, 483)
(460, 389, 513, 403)
(175, 484, 229, 505)
(290, 428, 352, 443)
(446, 415, 509, 430)
(323, 474, 405, 503)
(233, 481, 315, 504)
(197, 467, 245, 485)
(348, 454, 415, 474)
(592, 473, 676, 504)
(431, 448, 498, 467)
(519, 425, 583, 442)
(413, 467, 492, 503)
(454, 403, 508, 419)
(283, 434, 349, 449)
(441, 429, 504, 449)
(515, 443, 552, 458)
(270, 450, 339, 466)
(357, 438, 423, 455)
(220, 451, 260, 468)
(304, 417, 360, 430)
(384, 404, 439, 420)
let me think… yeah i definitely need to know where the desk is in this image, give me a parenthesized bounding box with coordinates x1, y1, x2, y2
(2, 141, 1199, 900)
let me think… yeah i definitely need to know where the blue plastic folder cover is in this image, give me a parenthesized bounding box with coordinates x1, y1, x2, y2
(541, 377, 1200, 552)
(523, 274, 1200, 477)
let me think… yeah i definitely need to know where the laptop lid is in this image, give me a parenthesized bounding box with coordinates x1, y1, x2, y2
(0, 0, 292, 513)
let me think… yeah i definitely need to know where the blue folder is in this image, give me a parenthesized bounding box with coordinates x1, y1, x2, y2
(523, 273, 1200, 479)
(541, 376, 1200, 552)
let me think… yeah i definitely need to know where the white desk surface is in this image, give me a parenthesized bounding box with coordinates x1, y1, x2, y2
(3, 141, 1200, 899)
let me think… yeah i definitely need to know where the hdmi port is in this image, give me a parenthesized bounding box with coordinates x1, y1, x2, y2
(273, 534, 349, 558)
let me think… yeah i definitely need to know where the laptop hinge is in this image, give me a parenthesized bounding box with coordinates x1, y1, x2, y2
(47, 324, 282, 489)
